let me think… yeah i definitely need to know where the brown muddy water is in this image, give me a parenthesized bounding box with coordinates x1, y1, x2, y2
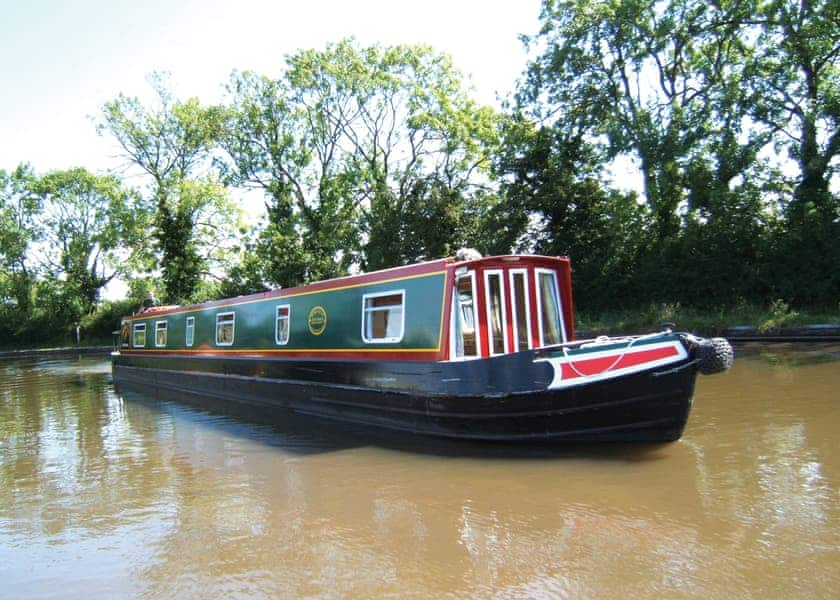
(1, 345, 838, 599)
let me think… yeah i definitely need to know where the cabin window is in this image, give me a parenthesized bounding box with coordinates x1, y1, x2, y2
(132, 323, 146, 347)
(155, 321, 168, 347)
(536, 269, 566, 346)
(484, 270, 508, 355)
(275, 305, 291, 345)
(509, 269, 532, 352)
(185, 316, 195, 347)
(362, 291, 405, 343)
(215, 312, 235, 346)
(452, 271, 479, 358)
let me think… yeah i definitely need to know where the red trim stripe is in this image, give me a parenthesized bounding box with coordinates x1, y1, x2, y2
(559, 345, 680, 380)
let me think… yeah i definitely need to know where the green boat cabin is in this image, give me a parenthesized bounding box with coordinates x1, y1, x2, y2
(118, 254, 575, 362)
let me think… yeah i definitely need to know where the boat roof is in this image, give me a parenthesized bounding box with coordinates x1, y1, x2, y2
(124, 253, 568, 319)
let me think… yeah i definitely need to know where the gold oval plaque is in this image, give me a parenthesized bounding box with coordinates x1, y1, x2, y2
(307, 306, 327, 336)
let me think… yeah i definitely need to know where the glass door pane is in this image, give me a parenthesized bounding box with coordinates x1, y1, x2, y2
(453, 272, 479, 358)
(484, 270, 507, 355)
(537, 269, 565, 346)
(509, 270, 531, 351)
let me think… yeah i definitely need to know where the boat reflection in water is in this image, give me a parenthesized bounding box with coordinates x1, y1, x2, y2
(108, 388, 714, 598)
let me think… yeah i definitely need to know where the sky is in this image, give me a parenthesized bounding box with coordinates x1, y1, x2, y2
(0, 0, 544, 176)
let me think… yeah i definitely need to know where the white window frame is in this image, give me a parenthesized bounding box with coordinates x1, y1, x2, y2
(535, 268, 567, 347)
(483, 269, 509, 356)
(361, 290, 405, 344)
(132, 323, 146, 348)
(185, 316, 195, 347)
(275, 304, 291, 345)
(450, 270, 481, 360)
(154, 320, 168, 348)
(215, 311, 236, 346)
(509, 268, 533, 352)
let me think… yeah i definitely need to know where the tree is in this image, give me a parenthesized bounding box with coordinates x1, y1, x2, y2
(493, 114, 649, 308)
(0, 164, 41, 313)
(741, 0, 840, 306)
(524, 1, 768, 241)
(221, 71, 313, 288)
(517, 0, 830, 307)
(746, 0, 840, 221)
(99, 73, 237, 303)
(222, 39, 500, 289)
(33, 168, 147, 315)
(222, 66, 361, 287)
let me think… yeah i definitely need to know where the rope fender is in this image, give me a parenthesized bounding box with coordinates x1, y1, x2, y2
(686, 335, 734, 375)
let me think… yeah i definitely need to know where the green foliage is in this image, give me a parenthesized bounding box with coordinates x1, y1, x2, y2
(32, 168, 146, 313)
(758, 299, 800, 334)
(0, 164, 41, 312)
(524, 0, 734, 240)
(520, 0, 839, 310)
(768, 215, 840, 307)
(99, 73, 225, 185)
(222, 39, 501, 284)
(576, 300, 838, 339)
(492, 114, 650, 309)
(152, 178, 240, 303)
(99, 73, 237, 304)
(745, 0, 840, 220)
(0, 277, 79, 348)
(79, 299, 137, 342)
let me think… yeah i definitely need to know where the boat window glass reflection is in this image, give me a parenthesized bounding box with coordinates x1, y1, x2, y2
(132, 323, 146, 347)
(155, 321, 168, 347)
(185, 316, 195, 347)
(484, 270, 508, 355)
(215, 312, 235, 346)
(276, 305, 291, 345)
(362, 291, 404, 343)
(536, 269, 565, 346)
(453, 273, 479, 358)
(509, 269, 532, 351)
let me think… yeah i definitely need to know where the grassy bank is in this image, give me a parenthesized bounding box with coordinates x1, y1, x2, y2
(576, 301, 840, 338)
(0, 337, 114, 353)
(0, 299, 133, 353)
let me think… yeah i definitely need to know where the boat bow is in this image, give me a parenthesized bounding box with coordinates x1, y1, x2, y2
(534, 331, 733, 390)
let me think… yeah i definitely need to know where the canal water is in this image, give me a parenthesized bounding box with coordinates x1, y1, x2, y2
(1, 345, 837, 599)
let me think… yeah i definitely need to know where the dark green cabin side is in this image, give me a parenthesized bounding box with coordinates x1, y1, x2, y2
(120, 270, 449, 359)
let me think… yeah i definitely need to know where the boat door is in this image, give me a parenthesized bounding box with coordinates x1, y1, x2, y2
(451, 270, 481, 359)
(483, 269, 510, 355)
(483, 266, 567, 355)
(449, 260, 569, 359)
(507, 268, 533, 352)
(534, 267, 567, 347)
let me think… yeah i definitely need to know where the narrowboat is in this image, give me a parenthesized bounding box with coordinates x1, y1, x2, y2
(111, 251, 733, 442)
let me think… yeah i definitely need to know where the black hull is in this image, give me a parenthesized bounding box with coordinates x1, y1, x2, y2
(111, 352, 699, 443)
